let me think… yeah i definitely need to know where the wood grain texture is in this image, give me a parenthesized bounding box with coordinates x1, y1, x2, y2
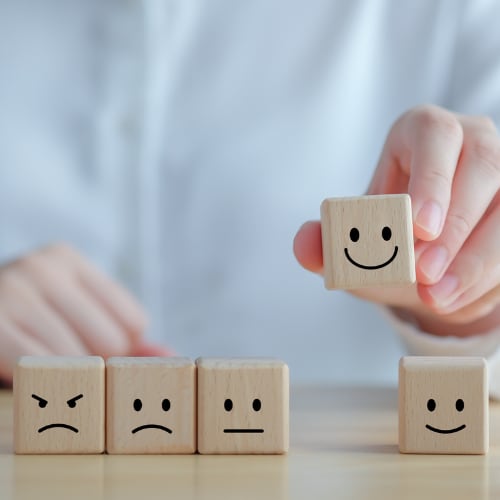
(320, 194, 415, 289)
(3, 386, 500, 499)
(197, 358, 289, 454)
(106, 357, 196, 454)
(13, 356, 105, 454)
(399, 356, 488, 454)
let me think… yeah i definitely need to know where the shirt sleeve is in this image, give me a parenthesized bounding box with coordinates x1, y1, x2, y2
(382, 307, 500, 400)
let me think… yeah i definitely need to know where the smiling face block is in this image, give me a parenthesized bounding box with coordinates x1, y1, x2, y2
(106, 357, 196, 454)
(399, 356, 488, 454)
(13, 356, 105, 454)
(320, 194, 415, 289)
(197, 358, 289, 454)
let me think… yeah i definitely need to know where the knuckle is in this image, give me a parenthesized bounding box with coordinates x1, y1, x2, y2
(43, 242, 78, 260)
(468, 134, 500, 180)
(446, 211, 474, 240)
(411, 105, 463, 142)
(18, 253, 53, 281)
(420, 167, 452, 192)
(0, 268, 22, 295)
(475, 115, 497, 133)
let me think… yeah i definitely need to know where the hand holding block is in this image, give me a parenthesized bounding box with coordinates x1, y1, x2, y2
(14, 356, 105, 454)
(106, 357, 196, 454)
(399, 356, 488, 454)
(197, 358, 289, 454)
(320, 194, 415, 289)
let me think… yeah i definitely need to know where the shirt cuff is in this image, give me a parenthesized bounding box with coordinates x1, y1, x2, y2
(381, 307, 500, 400)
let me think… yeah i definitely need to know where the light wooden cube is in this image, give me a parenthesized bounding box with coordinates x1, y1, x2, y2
(320, 194, 415, 289)
(399, 356, 488, 454)
(197, 358, 289, 454)
(106, 357, 196, 454)
(14, 356, 105, 454)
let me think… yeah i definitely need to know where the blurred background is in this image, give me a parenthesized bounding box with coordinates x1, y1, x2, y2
(1, 0, 498, 384)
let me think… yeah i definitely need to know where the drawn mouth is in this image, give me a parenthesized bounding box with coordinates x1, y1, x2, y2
(38, 423, 79, 433)
(344, 246, 398, 270)
(223, 429, 264, 433)
(131, 424, 172, 434)
(425, 424, 466, 434)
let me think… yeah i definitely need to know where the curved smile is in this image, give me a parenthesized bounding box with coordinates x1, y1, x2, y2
(425, 424, 466, 434)
(344, 246, 398, 270)
(131, 424, 172, 434)
(38, 423, 79, 433)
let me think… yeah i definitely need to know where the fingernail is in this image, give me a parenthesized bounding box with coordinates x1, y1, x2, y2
(427, 274, 460, 306)
(415, 201, 443, 238)
(418, 245, 448, 282)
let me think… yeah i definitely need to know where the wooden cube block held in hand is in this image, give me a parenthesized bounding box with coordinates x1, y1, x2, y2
(320, 194, 415, 289)
(399, 356, 488, 454)
(197, 358, 289, 454)
(106, 357, 196, 454)
(14, 356, 105, 454)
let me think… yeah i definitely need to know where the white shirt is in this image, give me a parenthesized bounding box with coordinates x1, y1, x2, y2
(0, 0, 499, 387)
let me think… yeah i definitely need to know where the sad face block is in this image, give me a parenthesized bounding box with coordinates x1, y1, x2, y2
(320, 194, 415, 289)
(399, 356, 488, 454)
(197, 358, 289, 454)
(106, 357, 196, 454)
(13, 356, 105, 454)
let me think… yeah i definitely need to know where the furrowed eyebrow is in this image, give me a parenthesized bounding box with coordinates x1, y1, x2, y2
(67, 394, 83, 405)
(31, 394, 48, 404)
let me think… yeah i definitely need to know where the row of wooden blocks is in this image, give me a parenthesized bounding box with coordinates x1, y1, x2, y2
(14, 357, 289, 454)
(14, 355, 488, 455)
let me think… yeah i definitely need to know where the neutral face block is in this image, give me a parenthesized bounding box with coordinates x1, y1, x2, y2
(106, 357, 196, 454)
(320, 194, 415, 289)
(197, 358, 289, 454)
(399, 356, 488, 454)
(14, 356, 105, 454)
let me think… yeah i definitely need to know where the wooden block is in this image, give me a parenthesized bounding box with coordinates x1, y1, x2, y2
(14, 356, 105, 454)
(399, 356, 488, 454)
(320, 194, 415, 289)
(106, 357, 196, 454)
(197, 358, 289, 454)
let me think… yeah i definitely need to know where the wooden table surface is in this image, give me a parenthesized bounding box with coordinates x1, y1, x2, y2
(1, 386, 499, 499)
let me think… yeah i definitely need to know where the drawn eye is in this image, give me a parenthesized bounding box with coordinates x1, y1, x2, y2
(382, 226, 392, 241)
(427, 399, 436, 412)
(67, 394, 83, 408)
(456, 399, 464, 412)
(162, 399, 171, 411)
(32, 394, 48, 408)
(349, 228, 360, 242)
(224, 399, 233, 412)
(252, 399, 262, 411)
(133, 399, 142, 411)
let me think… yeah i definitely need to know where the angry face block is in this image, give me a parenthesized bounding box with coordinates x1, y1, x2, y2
(14, 356, 105, 454)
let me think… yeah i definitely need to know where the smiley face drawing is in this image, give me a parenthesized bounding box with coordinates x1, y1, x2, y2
(14, 356, 105, 454)
(106, 357, 196, 454)
(425, 397, 466, 434)
(197, 358, 289, 454)
(399, 356, 488, 455)
(321, 194, 415, 289)
(343, 225, 399, 270)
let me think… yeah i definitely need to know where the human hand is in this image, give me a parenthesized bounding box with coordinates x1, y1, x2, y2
(0, 244, 171, 382)
(294, 105, 500, 335)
